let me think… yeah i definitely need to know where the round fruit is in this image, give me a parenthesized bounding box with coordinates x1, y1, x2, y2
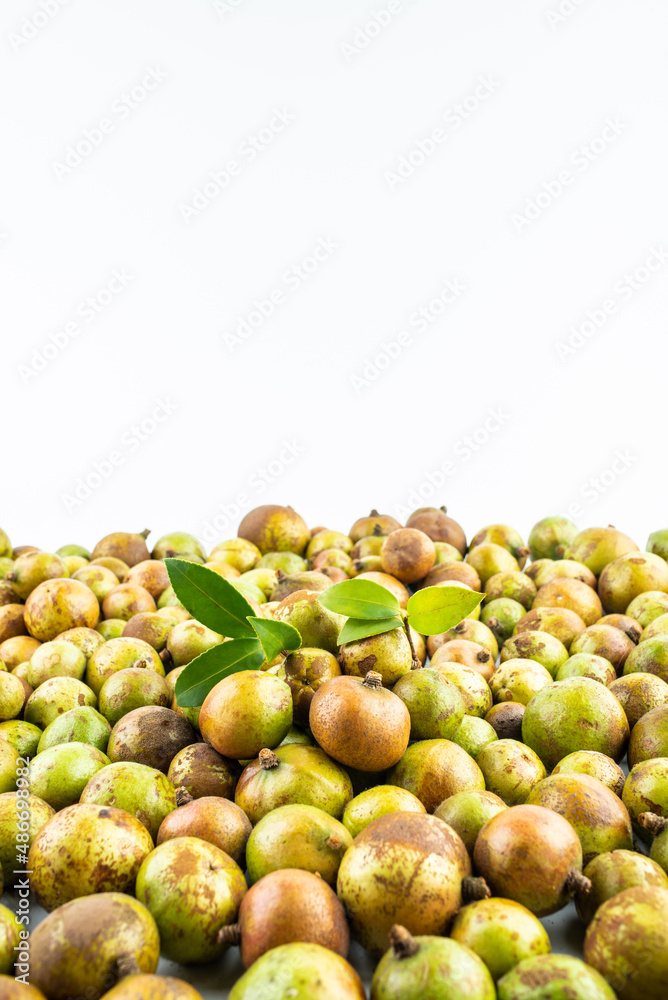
(489, 659, 553, 705)
(497, 955, 615, 1000)
(475, 739, 546, 805)
(342, 785, 426, 838)
(0, 792, 54, 887)
(576, 849, 668, 924)
(450, 898, 551, 982)
(106, 706, 195, 772)
(273, 590, 345, 654)
(371, 926, 495, 1000)
(37, 705, 111, 753)
(167, 743, 240, 799)
(609, 673, 668, 728)
(245, 803, 352, 885)
(392, 668, 465, 740)
(238, 505, 310, 555)
(564, 526, 639, 576)
(228, 942, 365, 1000)
(406, 507, 466, 553)
(28, 741, 110, 810)
(99, 975, 204, 1000)
(24, 579, 100, 641)
(528, 516, 578, 561)
(98, 667, 170, 725)
(86, 636, 164, 695)
(80, 761, 176, 840)
(552, 750, 625, 796)
(434, 789, 506, 854)
(200, 670, 292, 759)
(598, 551, 668, 614)
(555, 653, 616, 685)
(532, 578, 603, 626)
(157, 795, 251, 866)
(380, 528, 436, 583)
(570, 623, 634, 670)
(386, 738, 485, 812)
(627, 704, 668, 766)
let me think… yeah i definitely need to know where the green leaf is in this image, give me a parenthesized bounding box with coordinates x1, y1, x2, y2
(174, 638, 265, 707)
(318, 579, 400, 620)
(337, 615, 404, 645)
(165, 558, 256, 638)
(407, 585, 484, 635)
(247, 616, 301, 664)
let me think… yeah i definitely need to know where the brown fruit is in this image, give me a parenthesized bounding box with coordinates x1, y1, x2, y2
(167, 743, 240, 799)
(90, 530, 151, 568)
(122, 612, 174, 652)
(406, 507, 467, 554)
(354, 571, 410, 607)
(598, 614, 642, 643)
(608, 673, 668, 728)
(98, 975, 203, 1000)
(422, 561, 482, 592)
(278, 648, 341, 725)
(0, 605, 28, 645)
(309, 671, 410, 772)
(532, 578, 603, 626)
(157, 795, 251, 866)
(238, 505, 310, 555)
(387, 738, 485, 812)
(348, 510, 402, 543)
(485, 702, 525, 741)
(381, 528, 436, 583)
(107, 706, 196, 772)
(24, 579, 100, 641)
(124, 560, 170, 599)
(431, 639, 494, 681)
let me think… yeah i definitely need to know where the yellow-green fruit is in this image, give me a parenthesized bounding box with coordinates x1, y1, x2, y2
(135, 836, 247, 964)
(60, 555, 88, 575)
(339, 627, 414, 687)
(71, 564, 119, 601)
(576, 850, 668, 925)
(24, 578, 100, 642)
(490, 659, 553, 705)
(28, 741, 110, 811)
(273, 590, 345, 655)
(476, 739, 546, 806)
(387, 738, 485, 813)
(246, 803, 352, 885)
(57, 626, 105, 660)
(152, 532, 206, 561)
(91, 555, 130, 580)
(208, 538, 262, 573)
(166, 620, 223, 667)
(0, 635, 41, 669)
(200, 670, 292, 760)
(306, 530, 353, 563)
(277, 647, 341, 726)
(556, 653, 616, 685)
(565, 526, 639, 576)
(343, 785, 426, 838)
(98, 667, 170, 726)
(238, 505, 311, 556)
(91, 530, 151, 567)
(0, 739, 19, 793)
(553, 750, 625, 796)
(0, 530, 11, 560)
(96, 618, 127, 640)
(466, 544, 519, 586)
(432, 663, 493, 717)
(28, 802, 154, 911)
(500, 631, 569, 677)
(498, 955, 616, 1000)
(622, 758, 668, 836)
(0, 792, 54, 887)
(392, 669, 465, 741)
(27, 639, 86, 687)
(80, 761, 176, 841)
(598, 551, 668, 615)
(470, 525, 529, 568)
(0, 902, 22, 974)
(86, 636, 164, 695)
(0, 672, 26, 721)
(27, 892, 160, 1000)
(0, 977, 47, 1000)
(37, 706, 111, 754)
(528, 516, 578, 561)
(371, 929, 495, 1000)
(122, 612, 174, 651)
(451, 898, 551, 982)
(6, 551, 68, 600)
(623, 636, 668, 684)
(229, 943, 365, 1000)
(434, 789, 506, 854)
(451, 715, 498, 759)
(24, 676, 97, 729)
(608, 673, 668, 728)
(0, 719, 42, 757)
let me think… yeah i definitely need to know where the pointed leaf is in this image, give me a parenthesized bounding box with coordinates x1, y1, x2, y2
(166, 558, 256, 638)
(407, 585, 484, 635)
(247, 616, 301, 664)
(337, 615, 404, 645)
(318, 579, 400, 620)
(174, 638, 265, 707)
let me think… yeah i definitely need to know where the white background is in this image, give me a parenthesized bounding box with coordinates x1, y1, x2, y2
(2, 0, 667, 557)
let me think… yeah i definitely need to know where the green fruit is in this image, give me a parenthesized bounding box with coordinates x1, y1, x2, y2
(99, 667, 170, 725)
(0, 672, 25, 721)
(608, 673, 668, 728)
(86, 636, 165, 695)
(230, 578, 266, 605)
(641, 612, 668, 641)
(27, 892, 160, 1000)
(433, 789, 506, 853)
(27, 639, 86, 687)
(500, 631, 569, 677)
(569, 623, 634, 671)
(72, 564, 119, 601)
(0, 719, 42, 757)
(136, 836, 246, 964)
(258, 551, 307, 573)
(56, 544, 91, 560)
(277, 647, 341, 725)
(576, 849, 668, 924)
(274, 590, 346, 654)
(481, 599, 527, 643)
(37, 705, 111, 753)
(433, 664, 493, 717)
(0, 740, 18, 793)
(386, 738, 485, 813)
(598, 551, 668, 614)
(371, 926, 495, 1000)
(513, 606, 586, 648)
(61, 556, 89, 575)
(6, 551, 68, 600)
(392, 668, 465, 740)
(476, 739, 546, 805)
(552, 750, 625, 796)
(452, 716, 498, 758)
(270, 571, 332, 602)
(627, 704, 668, 766)
(28, 802, 154, 911)
(0, 530, 11, 560)
(156, 586, 185, 610)
(337, 812, 471, 957)
(626, 590, 668, 627)
(439, 618, 499, 659)
(0, 792, 54, 887)
(498, 954, 616, 1000)
(28, 741, 110, 810)
(339, 626, 414, 686)
(151, 532, 206, 561)
(470, 525, 529, 567)
(200, 670, 292, 759)
(245, 803, 352, 885)
(466, 544, 520, 585)
(490, 659, 553, 705)
(526, 772, 633, 863)
(167, 743, 240, 800)
(622, 758, 668, 836)
(564, 526, 639, 576)
(57, 626, 105, 660)
(483, 572, 536, 609)
(96, 618, 127, 640)
(238, 567, 279, 598)
(623, 636, 668, 683)
(555, 653, 616, 685)
(584, 885, 668, 1000)
(228, 942, 365, 1000)
(24, 676, 97, 729)
(522, 677, 629, 770)
(0, 902, 22, 974)
(306, 530, 353, 562)
(234, 744, 353, 824)
(107, 706, 195, 773)
(451, 898, 551, 982)
(342, 785, 426, 838)
(528, 516, 578, 561)
(80, 761, 176, 840)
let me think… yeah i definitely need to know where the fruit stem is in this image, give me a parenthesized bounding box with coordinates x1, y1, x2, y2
(362, 671, 383, 690)
(139, 529, 151, 540)
(564, 870, 591, 895)
(217, 923, 242, 947)
(159, 648, 173, 668)
(487, 617, 500, 631)
(638, 812, 668, 836)
(440, 505, 448, 514)
(402, 618, 421, 670)
(175, 786, 194, 806)
(114, 953, 142, 979)
(5, 572, 16, 581)
(477, 649, 491, 663)
(133, 659, 148, 670)
(516, 547, 530, 561)
(369, 509, 380, 517)
(625, 624, 641, 643)
(372, 524, 383, 536)
(461, 875, 491, 902)
(258, 748, 280, 769)
(389, 924, 419, 959)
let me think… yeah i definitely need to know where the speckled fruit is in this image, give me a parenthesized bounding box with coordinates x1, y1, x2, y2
(0, 978, 47, 1000)
(490, 659, 553, 705)
(423, 562, 482, 593)
(276, 647, 340, 725)
(24, 676, 97, 729)
(338, 811, 474, 957)
(339, 626, 414, 686)
(238, 505, 310, 555)
(0, 901, 22, 974)
(528, 516, 579, 561)
(485, 702, 525, 741)
(27, 892, 160, 1000)
(392, 668, 465, 741)
(552, 750, 625, 796)
(99, 975, 203, 1000)
(556, 653, 616, 685)
(228, 942, 365, 1000)
(6, 551, 68, 600)
(24, 579, 100, 641)
(406, 507, 467, 553)
(0, 671, 26, 720)
(91, 530, 151, 567)
(474, 804, 589, 916)
(476, 740, 546, 806)
(157, 796, 251, 866)
(441, 619, 499, 659)
(451, 898, 551, 982)
(576, 849, 668, 924)
(0, 792, 54, 887)
(200, 670, 292, 760)
(608, 673, 668, 728)
(107, 706, 196, 773)
(165, 620, 223, 667)
(245, 803, 352, 885)
(371, 927, 495, 1000)
(28, 802, 154, 910)
(80, 761, 176, 840)
(599, 551, 668, 614)
(98, 667, 170, 726)
(387, 738, 485, 812)
(0, 604, 27, 644)
(273, 590, 345, 654)
(122, 612, 174, 652)
(432, 663, 493, 717)
(527, 772, 633, 863)
(234, 744, 353, 824)
(565, 526, 639, 576)
(481, 599, 527, 643)
(622, 757, 668, 834)
(434, 790, 506, 854)
(167, 743, 240, 799)
(135, 836, 246, 964)
(584, 885, 668, 1000)
(28, 741, 110, 811)
(0, 634, 41, 669)
(431, 639, 494, 681)
(626, 590, 668, 627)
(381, 528, 436, 583)
(522, 677, 629, 770)
(497, 954, 615, 1000)
(102, 583, 157, 621)
(532, 578, 602, 627)
(600, 613, 642, 642)
(86, 636, 164, 695)
(342, 785, 426, 839)
(0, 719, 42, 757)
(623, 636, 668, 684)
(484, 571, 537, 609)
(451, 715, 498, 759)
(627, 704, 668, 766)
(500, 631, 569, 677)
(37, 705, 111, 753)
(513, 606, 587, 648)
(570, 623, 634, 672)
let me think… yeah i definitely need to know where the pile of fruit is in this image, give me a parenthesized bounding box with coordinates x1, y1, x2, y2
(1, 505, 668, 1000)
